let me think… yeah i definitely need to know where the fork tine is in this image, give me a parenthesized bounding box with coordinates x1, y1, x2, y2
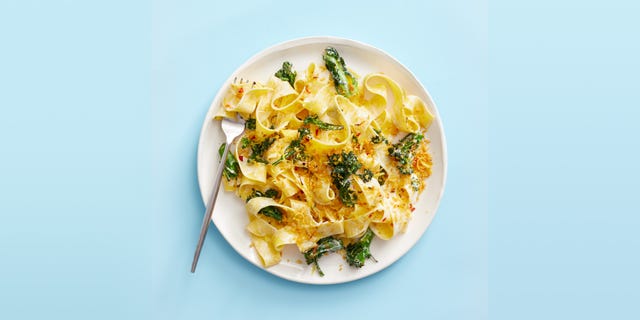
(232, 77, 253, 85)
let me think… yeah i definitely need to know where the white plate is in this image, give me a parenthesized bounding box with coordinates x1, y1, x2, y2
(197, 36, 447, 284)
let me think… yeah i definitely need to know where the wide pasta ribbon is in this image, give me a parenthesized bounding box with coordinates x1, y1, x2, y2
(362, 73, 433, 134)
(214, 61, 434, 270)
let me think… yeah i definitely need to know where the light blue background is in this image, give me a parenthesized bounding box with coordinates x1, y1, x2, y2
(1, 1, 151, 319)
(490, 1, 640, 319)
(1, 0, 638, 319)
(151, 0, 487, 319)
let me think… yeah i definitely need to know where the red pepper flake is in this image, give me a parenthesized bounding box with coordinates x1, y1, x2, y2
(315, 128, 319, 135)
(355, 132, 361, 137)
(410, 205, 416, 212)
(238, 87, 244, 94)
(239, 155, 244, 161)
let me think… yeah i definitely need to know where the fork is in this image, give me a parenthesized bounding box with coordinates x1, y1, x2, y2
(191, 110, 246, 273)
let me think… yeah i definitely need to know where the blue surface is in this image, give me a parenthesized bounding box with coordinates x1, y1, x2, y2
(151, 0, 487, 319)
(0, 1, 151, 319)
(489, 1, 640, 319)
(2, 0, 639, 319)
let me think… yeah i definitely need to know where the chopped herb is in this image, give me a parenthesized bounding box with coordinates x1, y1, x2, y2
(275, 61, 297, 87)
(246, 189, 282, 220)
(358, 169, 373, 182)
(298, 127, 311, 139)
(376, 166, 388, 186)
(304, 236, 344, 276)
(345, 228, 376, 268)
(303, 115, 344, 130)
(218, 143, 240, 181)
(273, 127, 310, 165)
(371, 129, 388, 144)
(411, 175, 420, 191)
(247, 136, 275, 164)
(240, 136, 250, 149)
(245, 118, 256, 130)
(388, 133, 424, 175)
(323, 47, 358, 97)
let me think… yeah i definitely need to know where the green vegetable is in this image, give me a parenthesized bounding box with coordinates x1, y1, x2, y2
(247, 136, 276, 164)
(272, 127, 310, 165)
(387, 132, 424, 175)
(246, 189, 282, 220)
(246, 188, 279, 201)
(352, 135, 359, 145)
(323, 47, 358, 97)
(300, 127, 310, 137)
(345, 228, 376, 268)
(328, 151, 362, 207)
(376, 166, 388, 186)
(275, 61, 297, 87)
(358, 169, 373, 182)
(245, 118, 256, 130)
(371, 129, 388, 144)
(258, 207, 281, 220)
(218, 143, 240, 181)
(263, 189, 278, 198)
(240, 136, 250, 149)
(304, 236, 344, 276)
(303, 115, 344, 131)
(411, 176, 420, 191)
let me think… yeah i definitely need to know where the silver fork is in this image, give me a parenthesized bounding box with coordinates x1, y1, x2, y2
(191, 110, 246, 273)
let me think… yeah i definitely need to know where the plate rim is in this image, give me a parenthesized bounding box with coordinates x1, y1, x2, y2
(196, 35, 448, 284)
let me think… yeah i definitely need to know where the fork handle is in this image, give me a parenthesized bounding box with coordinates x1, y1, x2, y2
(191, 141, 232, 273)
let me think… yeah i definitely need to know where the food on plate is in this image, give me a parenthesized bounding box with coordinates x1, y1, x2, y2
(214, 47, 434, 275)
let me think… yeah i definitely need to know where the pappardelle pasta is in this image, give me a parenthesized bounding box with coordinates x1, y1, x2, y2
(214, 47, 433, 276)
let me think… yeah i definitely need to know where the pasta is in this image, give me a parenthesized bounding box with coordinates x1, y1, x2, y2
(214, 48, 434, 275)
